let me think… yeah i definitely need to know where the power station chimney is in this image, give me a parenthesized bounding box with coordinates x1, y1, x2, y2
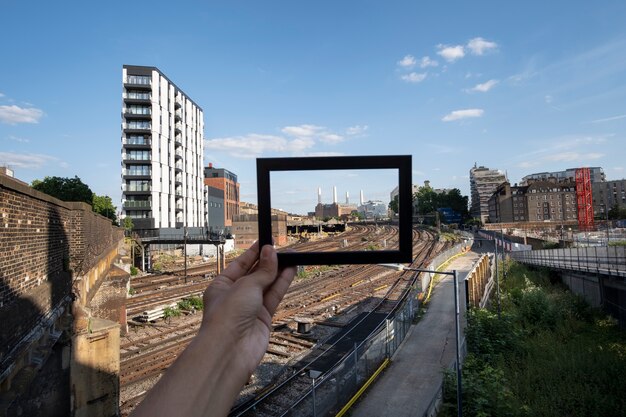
(333, 186, 337, 204)
(317, 187, 322, 204)
(360, 190, 364, 206)
(346, 191, 349, 205)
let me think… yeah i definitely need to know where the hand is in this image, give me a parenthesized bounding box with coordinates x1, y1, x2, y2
(130, 242, 296, 417)
(201, 241, 297, 378)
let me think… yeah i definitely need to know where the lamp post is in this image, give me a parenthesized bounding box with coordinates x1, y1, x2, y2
(379, 263, 463, 417)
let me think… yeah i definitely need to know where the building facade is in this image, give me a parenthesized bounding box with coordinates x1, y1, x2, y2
(232, 213, 288, 249)
(488, 180, 577, 223)
(470, 165, 507, 224)
(121, 65, 205, 237)
(521, 167, 605, 185)
(593, 179, 626, 217)
(204, 163, 240, 231)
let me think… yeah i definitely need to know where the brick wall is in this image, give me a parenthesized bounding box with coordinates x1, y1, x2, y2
(0, 174, 123, 359)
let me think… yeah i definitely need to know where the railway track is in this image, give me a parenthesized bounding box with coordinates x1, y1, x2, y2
(120, 225, 451, 416)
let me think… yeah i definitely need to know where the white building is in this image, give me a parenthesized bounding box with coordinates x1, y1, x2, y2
(358, 200, 388, 219)
(470, 164, 506, 224)
(521, 167, 605, 185)
(121, 65, 205, 237)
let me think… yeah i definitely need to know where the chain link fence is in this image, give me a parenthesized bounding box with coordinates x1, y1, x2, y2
(282, 239, 471, 416)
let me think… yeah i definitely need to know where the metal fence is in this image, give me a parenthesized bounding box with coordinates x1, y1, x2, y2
(282, 241, 470, 416)
(510, 246, 626, 278)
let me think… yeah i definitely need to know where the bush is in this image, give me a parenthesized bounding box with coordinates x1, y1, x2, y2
(130, 266, 138, 276)
(163, 306, 181, 319)
(178, 296, 204, 311)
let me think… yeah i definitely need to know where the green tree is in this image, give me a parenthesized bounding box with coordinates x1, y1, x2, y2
(32, 176, 94, 204)
(123, 216, 134, 232)
(439, 188, 470, 220)
(414, 186, 438, 214)
(388, 195, 399, 214)
(607, 204, 626, 220)
(92, 194, 117, 224)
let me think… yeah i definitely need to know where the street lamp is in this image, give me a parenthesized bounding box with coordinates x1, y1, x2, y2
(379, 263, 463, 417)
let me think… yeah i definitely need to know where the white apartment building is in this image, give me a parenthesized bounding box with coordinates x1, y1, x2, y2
(470, 164, 506, 224)
(121, 65, 205, 237)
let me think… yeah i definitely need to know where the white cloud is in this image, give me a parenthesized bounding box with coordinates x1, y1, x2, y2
(437, 44, 465, 62)
(590, 114, 626, 123)
(281, 124, 323, 137)
(442, 109, 484, 122)
(0, 92, 4, 98)
(517, 161, 537, 168)
(467, 79, 499, 93)
(401, 72, 427, 83)
(545, 95, 553, 104)
(419, 56, 438, 68)
(205, 134, 312, 158)
(397, 55, 416, 69)
(346, 125, 369, 136)
(613, 167, 624, 171)
(282, 124, 346, 144)
(206, 124, 354, 158)
(320, 133, 344, 144)
(0, 152, 56, 169)
(0, 105, 44, 124)
(467, 37, 498, 55)
(6, 135, 30, 143)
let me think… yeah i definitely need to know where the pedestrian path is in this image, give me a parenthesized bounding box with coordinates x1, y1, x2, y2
(349, 251, 481, 417)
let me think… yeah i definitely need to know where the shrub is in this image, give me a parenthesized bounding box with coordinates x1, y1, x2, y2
(130, 266, 138, 276)
(163, 306, 181, 319)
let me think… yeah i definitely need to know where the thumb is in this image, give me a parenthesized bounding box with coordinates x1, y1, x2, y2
(248, 245, 278, 289)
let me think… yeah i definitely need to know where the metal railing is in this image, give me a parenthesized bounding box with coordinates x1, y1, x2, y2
(122, 184, 151, 192)
(122, 168, 151, 176)
(123, 200, 151, 208)
(123, 137, 151, 146)
(511, 247, 626, 277)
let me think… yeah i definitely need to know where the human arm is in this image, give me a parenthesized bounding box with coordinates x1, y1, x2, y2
(130, 242, 296, 417)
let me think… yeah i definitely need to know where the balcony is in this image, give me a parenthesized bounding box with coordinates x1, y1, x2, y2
(175, 149, 183, 160)
(175, 110, 182, 121)
(124, 107, 152, 120)
(124, 75, 152, 90)
(123, 136, 151, 148)
(175, 162, 183, 172)
(123, 91, 151, 104)
(123, 122, 151, 134)
(123, 184, 151, 192)
(175, 122, 183, 134)
(175, 188, 183, 198)
(175, 94, 182, 108)
(174, 133, 183, 146)
(175, 175, 183, 186)
(122, 153, 151, 163)
(123, 200, 152, 209)
(122, 168, 151, 178)
(175, 203, 183, 212)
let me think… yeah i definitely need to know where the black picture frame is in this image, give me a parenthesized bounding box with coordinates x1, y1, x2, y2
(256, 155, 413, 266)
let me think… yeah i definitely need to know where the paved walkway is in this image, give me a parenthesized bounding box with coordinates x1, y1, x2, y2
(350, 249, 484, 417)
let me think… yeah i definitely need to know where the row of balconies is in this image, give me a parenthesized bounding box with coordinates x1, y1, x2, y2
(122, 184, 151, 192)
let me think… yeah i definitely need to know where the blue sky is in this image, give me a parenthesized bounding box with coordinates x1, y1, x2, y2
(1, 0, 625, 215)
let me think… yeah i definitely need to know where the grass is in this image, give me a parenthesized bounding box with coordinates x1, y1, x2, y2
(441, 261, 626, 417)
